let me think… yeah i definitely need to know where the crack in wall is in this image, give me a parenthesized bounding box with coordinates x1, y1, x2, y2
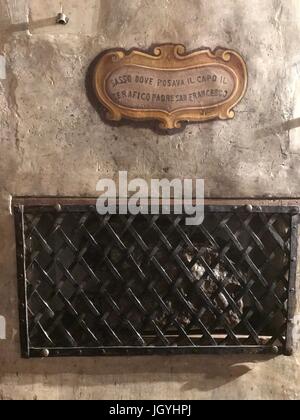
(4, 57, 21, 152)
(0, 2, 28, 155)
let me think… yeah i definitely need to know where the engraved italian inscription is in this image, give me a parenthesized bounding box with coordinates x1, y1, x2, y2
(93, 45, 247, 130)
(107, 66, 235, 112)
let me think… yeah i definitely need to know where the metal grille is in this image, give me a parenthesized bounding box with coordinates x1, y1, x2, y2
(14, 201, 299, 357)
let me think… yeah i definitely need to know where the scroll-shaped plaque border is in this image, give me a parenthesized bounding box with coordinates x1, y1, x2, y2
(93, 44, 248, 130)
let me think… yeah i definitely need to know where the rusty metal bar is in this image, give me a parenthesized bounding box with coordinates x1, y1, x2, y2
(285, 214, 299, 355)
(12, 196, 300, 208)
(14, 205, 30, 358)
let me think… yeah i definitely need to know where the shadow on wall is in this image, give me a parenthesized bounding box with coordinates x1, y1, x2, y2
(0, 17, 58, 35)
(0, 353, 275, 392)
(256, 117, 300, 139)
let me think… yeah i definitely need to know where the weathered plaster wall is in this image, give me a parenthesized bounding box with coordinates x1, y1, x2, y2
(0, 0, 300, 400)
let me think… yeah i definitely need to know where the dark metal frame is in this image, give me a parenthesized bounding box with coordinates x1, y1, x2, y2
(14, 199, 299, 358)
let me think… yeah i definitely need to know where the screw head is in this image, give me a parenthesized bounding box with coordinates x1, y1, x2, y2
(272, 346, 279, 355)
(245, 204, 253, 213)
(42, 348, 50, 358)
(55, 203, 62, 212)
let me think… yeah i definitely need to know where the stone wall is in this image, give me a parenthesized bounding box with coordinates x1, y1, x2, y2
(0, 0, 300, 400)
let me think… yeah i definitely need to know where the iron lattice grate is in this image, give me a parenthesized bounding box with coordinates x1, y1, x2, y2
(14, 202, 299, 357)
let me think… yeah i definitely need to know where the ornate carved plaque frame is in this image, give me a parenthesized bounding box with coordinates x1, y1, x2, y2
(93, 44, 247, 130)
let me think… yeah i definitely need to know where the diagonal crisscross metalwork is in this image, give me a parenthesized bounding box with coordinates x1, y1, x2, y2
(14, 202, 298, 357)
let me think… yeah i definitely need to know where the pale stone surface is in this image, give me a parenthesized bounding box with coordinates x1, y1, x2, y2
(0, 0, 300, 400)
